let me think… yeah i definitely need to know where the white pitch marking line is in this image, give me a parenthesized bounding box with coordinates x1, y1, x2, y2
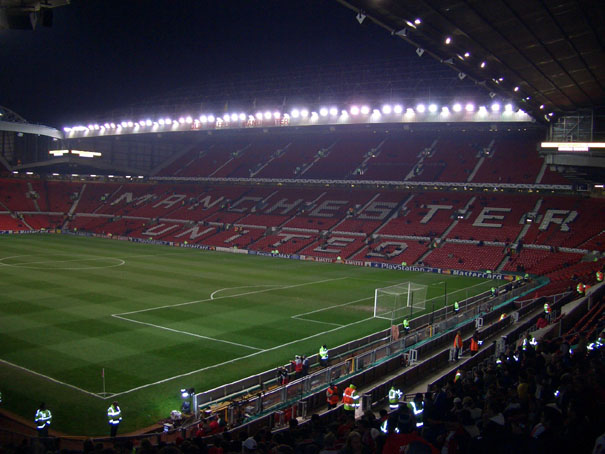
(112, 315, 263, 351)
(114, 276, 348, 317)
(0, 358, 104, 399)
(105, 314, 376, 399)
(0, 256, 125, 266)
(210, 284, 281, 300)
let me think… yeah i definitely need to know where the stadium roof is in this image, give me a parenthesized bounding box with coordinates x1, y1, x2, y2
(335, 0, 605, 123)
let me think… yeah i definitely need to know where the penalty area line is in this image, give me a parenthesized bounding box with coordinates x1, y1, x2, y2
(105, 314, 376, 399)
(111, 315, 263, 351)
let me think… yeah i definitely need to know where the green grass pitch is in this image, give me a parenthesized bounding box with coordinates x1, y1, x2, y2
(0, 234, 494, 436)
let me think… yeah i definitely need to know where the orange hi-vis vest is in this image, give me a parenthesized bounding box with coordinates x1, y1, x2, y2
(470, 338, 479, 352)
(342, 386, 359, 410)
(454, 334, 463, 349)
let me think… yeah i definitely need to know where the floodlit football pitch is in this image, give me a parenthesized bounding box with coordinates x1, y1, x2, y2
(0, 234, 495, 435)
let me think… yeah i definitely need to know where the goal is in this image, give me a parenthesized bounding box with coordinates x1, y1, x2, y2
(373, 282, 428, 322)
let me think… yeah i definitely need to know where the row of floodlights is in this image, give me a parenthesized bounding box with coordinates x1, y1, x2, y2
(12, 171, 144, 179)
(63, 102, 525, 133)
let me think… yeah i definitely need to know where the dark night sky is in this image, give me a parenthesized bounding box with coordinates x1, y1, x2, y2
(0, 0, 418, 127)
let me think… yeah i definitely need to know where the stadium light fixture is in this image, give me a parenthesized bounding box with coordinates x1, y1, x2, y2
(146, 119, 152, 126)
(393, 104, 403, 114)
(186, 116, 193, 124)
(340, 110, 348, 118)
(52, 173, 59, 176)
(291, 108, 300, 118)
(63, 127, 71, 132)
(229, 113, 237, 121)
(300, 109, 309, 118)
(381, 105, 392, 114)
(504, 103, 513, 112)
(264, 111, 272, 120)
(127, 121, 134, 127)
(453, 103, 462, 112)
(416, 104, 426, 113)
(491, 103, 501, 112)
(513, 86, 520, 92)
(238, 113, 246, 121)
(329, 107, 338, 116)
(360, 105, 370, 115)
(350, 106, 360, 116)
(464, 52, 470, 58)
(414, 18, 421, 25)
(465, 103, 475, 112)
(480, 61, 486, 68)
(319, 107, 328, 117)
(207, 115, 215, 123)
(445, 37, 452, 45)
(405, 108, 415, 118)
(539, 104, 545, 109)
(478, 106, 488, 115)
(441, 106, 450, 116)
(273, 111, 280, 119)
(428, 104, 438, 113)
(404, 20, 416, 29)
(165, 118, 172, 124)
(159, 119, 165, 125)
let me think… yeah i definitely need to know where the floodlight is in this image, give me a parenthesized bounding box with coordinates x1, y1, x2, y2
(372, 109, 381, 117)
(94, 124, 100, 129)
(223, 114, 230, 121)
(88, 124, 94, 129)
(165, 118, 172, 124)
(453, 103, 462, 112)
(513, 86, 519, 92)
(504, 104, 513, 112)
(548, 112, 554, 117)
(405, 108, 415, 116)
(360, 105, 370, 115)
(340, 110, 348, 117)
(329, 107, 338, 116)
(441, 106, 450, 115)
(428, 104, 438, 113)
(110, 123, 116, 128)
(416, 104, 426, 113)
(464, 52, 470, 58)
(255, 112, 263, 120)
(414, 18, 421, 25)
(393, 105, 403, 114)
(264, 111, 272, 120)
(350, 106, 360, 116)
(291, 108, 300, 118)
(491, 103, 501, 112)
(273, 111, 280, 119)
(63, 127, 71, 132)
(26, 171, 33, 175)
(319, 107, 328, 117)
(480, 61, 486, 68)
(159, 119, 165, 125)
(238, 113, 246, 121)
(465, 103, 475, 112)
(230, 113, 238, 121)
(445, 37, 452, 45)
(127, 121, 134, 127)
(146, 120, 152, 126)
(139, 121, 146, 127)
(300, 109, 309, 118)
(186, 116, 193, 124)
(539, 104, 544, 109)
(478, 106, 487, 114)
(382, 105, 392, 114)
(207, 115, 215, 122)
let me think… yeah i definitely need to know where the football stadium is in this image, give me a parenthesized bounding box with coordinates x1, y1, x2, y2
(1, 1, 604, 453)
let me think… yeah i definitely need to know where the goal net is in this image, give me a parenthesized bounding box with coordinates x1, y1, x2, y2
(373, 282, 428, 322)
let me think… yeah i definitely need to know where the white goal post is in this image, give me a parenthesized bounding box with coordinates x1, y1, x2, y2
(373, 282, 428, 322)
